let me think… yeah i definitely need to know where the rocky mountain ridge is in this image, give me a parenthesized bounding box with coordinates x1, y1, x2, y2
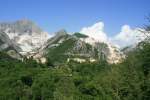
(0, 20, 124, 64)
(33, 30, 124, 65)
(0, 31, 22, 59)
(0, 19, 49, 54)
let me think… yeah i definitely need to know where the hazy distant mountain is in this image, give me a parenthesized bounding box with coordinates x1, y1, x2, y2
(0, 19, 42, 34)
(0, 19, 49, 54)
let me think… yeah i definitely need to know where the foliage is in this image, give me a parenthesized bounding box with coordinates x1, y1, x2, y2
(47, 38, 76, 65)
(73, 32, 88, 38)
(0, 38, 150, 100)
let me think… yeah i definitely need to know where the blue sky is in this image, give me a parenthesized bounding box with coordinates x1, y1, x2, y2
(0, 0, 150, 36)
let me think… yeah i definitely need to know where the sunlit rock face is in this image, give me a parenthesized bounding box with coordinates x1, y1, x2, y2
(80, 22, 124, 64)
(0, 31, 22, 59)
(80, 37, 123, 64)
(0, 19, 49, 55)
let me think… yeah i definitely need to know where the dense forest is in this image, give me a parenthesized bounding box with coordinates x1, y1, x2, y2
(0, 24, 150, 100)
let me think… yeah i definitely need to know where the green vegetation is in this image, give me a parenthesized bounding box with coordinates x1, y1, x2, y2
(0, 38, 150, 100)
(73, 33, 88, 38)
(47, 38, 76, 65)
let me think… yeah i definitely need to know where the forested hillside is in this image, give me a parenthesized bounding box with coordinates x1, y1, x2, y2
(0, 34, 149, 100)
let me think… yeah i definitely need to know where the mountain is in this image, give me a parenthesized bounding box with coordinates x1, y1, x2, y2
(0, 32, 22, 59)
(34, 30, 123, 65)
(0, 20, 124, 64)
(0, 19, 49, 55)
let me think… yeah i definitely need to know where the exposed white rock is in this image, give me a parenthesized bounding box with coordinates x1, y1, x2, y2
(80, 35, 124, 64)
(79, 22, 127, 63)
(69, 58, 86, 63)
(0, 20, 50, 55)
(40, 57, 47, 63)
(80, 37, 96, 45)
(107, 43, 124, 64)
(89, 58, 96, 62)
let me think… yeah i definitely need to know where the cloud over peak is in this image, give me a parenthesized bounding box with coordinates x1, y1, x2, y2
(80, 22, 108, 42)
(80, 22, 145, 48)
(112, 25, 145, 48)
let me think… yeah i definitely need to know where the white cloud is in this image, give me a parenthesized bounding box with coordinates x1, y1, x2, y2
(80, 22, 146, 48)
(80, 22, 108, 42)
(111, 25, 145, 48)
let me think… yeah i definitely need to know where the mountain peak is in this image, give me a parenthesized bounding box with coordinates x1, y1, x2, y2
(55, 29, 68, 36)
(0, 19, 42, 34)
(15, 19, 34, 25)
(14, 19, 42, 33)
(0, 20, 49, 54)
